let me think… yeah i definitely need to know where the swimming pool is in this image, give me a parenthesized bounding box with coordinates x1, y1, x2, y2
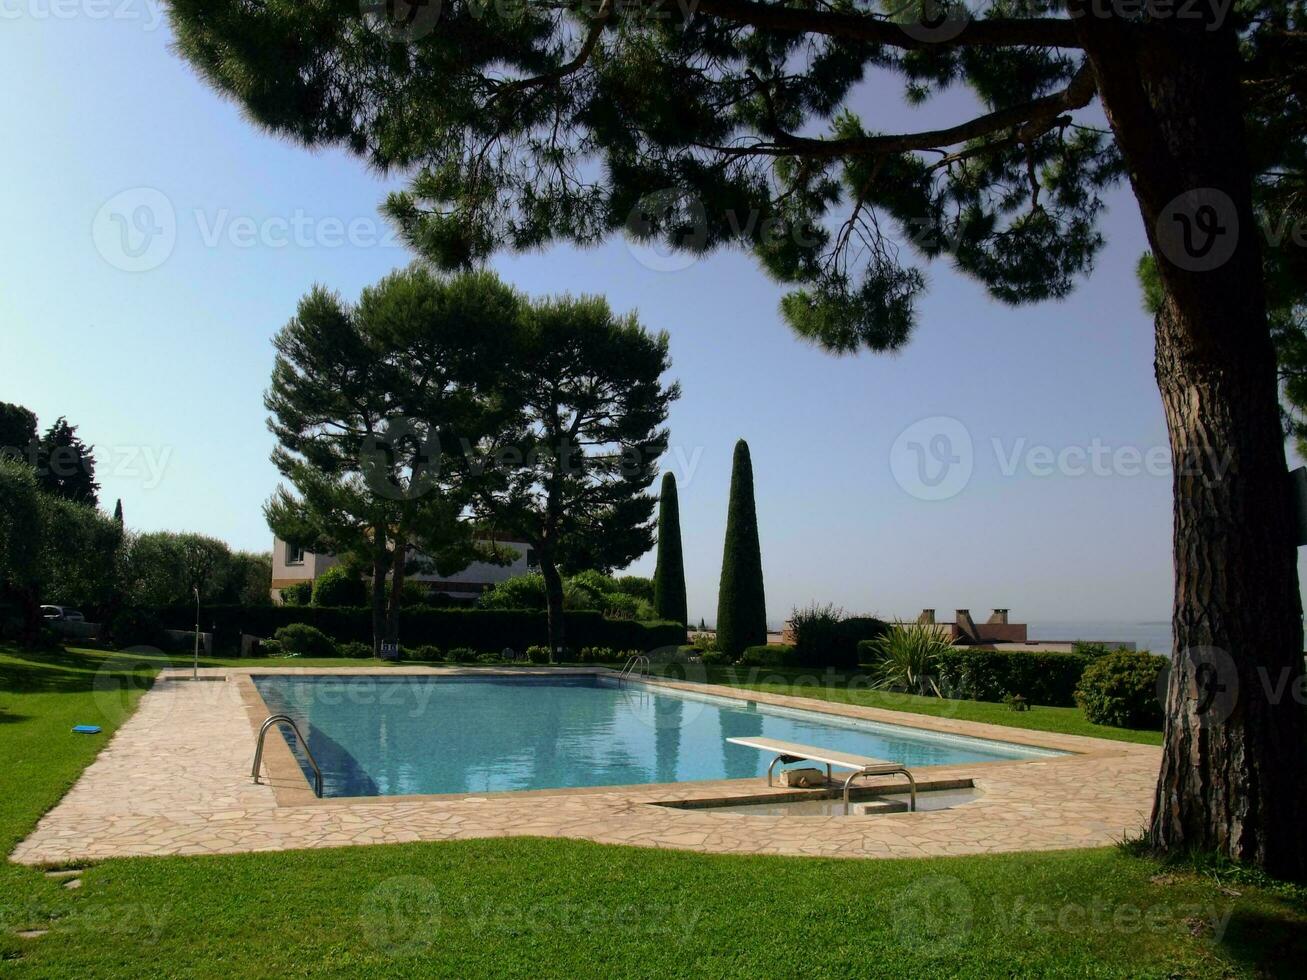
(253, 674, 1062, 798)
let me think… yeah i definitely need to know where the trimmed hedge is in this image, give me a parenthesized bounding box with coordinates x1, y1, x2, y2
(154, 604, 685, 655)
(792, 614, 887, 669)
(739, 644, 801, 668)
(935, 649, 1093, 707)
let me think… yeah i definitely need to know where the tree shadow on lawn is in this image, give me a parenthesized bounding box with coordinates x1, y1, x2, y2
(0, 646, 158, 695)
(1218, 906, 1307, 977)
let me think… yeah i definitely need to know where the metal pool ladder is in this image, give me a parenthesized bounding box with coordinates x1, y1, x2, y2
(252, 714, 323, 798)
(618, 654, 650, 684)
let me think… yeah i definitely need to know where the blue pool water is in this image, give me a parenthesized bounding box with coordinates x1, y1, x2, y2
(253, 675, 1060, 798)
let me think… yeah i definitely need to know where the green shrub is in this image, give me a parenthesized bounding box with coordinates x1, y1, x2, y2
(739, 644, 800, 668)
(279, 581, 312, 606)
(700, 650, 733, 667)
(615, 574, 655, 603)
(258, 639, 284, 657)
(568, 569, 618, 605)
(525, 645, 551, 665)
(689, 632, 717, 653)
(863, 624, 952, 696)
(790, 603, 887, 669)
(109, 607, 168, 649)
(1003, 693, 1030, 712)
(147, 605, 685, 655)
(1075, 650, 1167, 729)
(311, 566, 366, 607)
(476, 652, 501, 664)
(479, 573, 547, 610)
(599, 591, 656, 620)
(411, 644, 443, 662)
(1072, 640, 1130, 658)
(399, 579, 432, 607)
(272, 623, 338, 658)
(936, 649, 1092, 707)
(446, 647, 477, 663)
(337, 640, 372, 659)
(578, 646, 607, 664)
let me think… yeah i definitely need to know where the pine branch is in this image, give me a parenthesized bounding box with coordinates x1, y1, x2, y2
(707, 62, 1096, 159)
(692, 0, 1082, 51)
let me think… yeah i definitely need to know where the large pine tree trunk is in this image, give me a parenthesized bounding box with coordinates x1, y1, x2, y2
(540, 554, 565, 661)
(384, 530, 408, 653)
(370, 532, 389, 659)
(1074, 9, 1307, 877)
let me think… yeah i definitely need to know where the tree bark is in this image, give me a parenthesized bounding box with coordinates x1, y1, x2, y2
(540, 553, 565, 661)
(385, 530, 408, 653)
(1074, 9, 1307, 877)
(370, 530, 388, 659)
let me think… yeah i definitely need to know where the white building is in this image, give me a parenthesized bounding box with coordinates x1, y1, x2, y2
(270, 536, 534, 603)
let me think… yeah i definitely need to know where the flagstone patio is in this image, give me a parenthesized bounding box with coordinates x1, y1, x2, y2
(11, 667, 1160, 865)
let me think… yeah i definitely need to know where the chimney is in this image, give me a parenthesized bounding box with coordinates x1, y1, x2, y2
(918, 609, 936, 625)
(955, 609, 978, 642)
(987, 609, 1009, 625)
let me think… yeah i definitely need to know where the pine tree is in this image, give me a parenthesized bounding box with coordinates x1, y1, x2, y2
(37, 417, 98, 506)
(716, 440, 765, 658)
(653, 472, 687, 626)
(470, 295, 678, 656)
(0, 402, 37, 461)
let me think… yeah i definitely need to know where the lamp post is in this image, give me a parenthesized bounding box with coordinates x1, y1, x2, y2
(193, 586, 200, 681)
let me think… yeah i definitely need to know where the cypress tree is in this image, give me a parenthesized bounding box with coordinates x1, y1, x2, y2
(716, 440, 766, 657)
(112, 498, 124, 525)
(653, 472, 687, 625)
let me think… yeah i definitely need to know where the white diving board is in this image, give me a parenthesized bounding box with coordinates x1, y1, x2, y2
(726, 736, 917, 814)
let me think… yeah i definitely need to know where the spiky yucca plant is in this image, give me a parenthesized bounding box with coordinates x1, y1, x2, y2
(865, 624, 954, 698)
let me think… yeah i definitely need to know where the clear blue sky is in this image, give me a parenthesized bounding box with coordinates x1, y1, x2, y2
(4, 11, 1304, 627)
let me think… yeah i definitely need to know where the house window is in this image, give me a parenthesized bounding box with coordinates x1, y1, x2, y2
(285, 542, 306, 566)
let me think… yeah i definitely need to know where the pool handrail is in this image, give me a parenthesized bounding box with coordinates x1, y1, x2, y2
(618, 654, 650, 684)
(252, 713, 323, 798)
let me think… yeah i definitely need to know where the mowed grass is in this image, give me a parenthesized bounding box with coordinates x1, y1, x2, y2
(3, 645, 1305, 977)
(650, 664, 1165, 746)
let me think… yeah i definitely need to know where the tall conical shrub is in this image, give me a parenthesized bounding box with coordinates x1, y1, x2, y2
(653, 472, 688, 625)
(716, 439, 766, 657)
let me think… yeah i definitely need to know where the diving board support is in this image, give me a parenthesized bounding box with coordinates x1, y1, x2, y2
(842, 767, 916, 816)
(727, 736, 917, 815)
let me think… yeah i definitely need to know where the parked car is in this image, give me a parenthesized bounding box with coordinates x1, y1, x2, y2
(41, 605, 85, 623)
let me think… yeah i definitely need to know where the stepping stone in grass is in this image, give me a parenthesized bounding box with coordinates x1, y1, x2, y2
(43, 869, 82, 880)
(16, 931, 48, 940)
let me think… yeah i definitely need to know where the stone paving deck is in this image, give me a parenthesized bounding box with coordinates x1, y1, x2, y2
(10, 667, 1160, 865)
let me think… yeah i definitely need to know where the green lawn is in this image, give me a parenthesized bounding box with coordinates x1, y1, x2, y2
(649, 664, 1165, 745)
(3, 645, 1303, 977)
